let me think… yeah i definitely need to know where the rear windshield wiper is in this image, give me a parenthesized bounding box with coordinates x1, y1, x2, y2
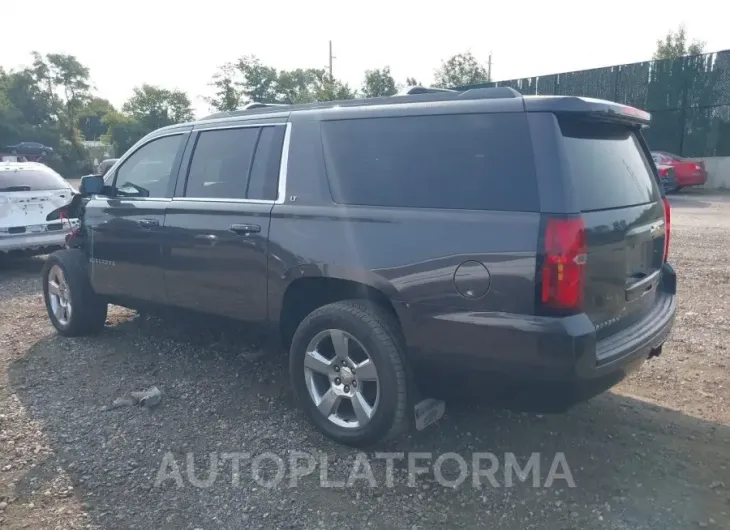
(0, 185, 32, 192)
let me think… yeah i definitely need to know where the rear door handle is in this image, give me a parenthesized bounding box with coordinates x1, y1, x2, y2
(229, 223, 261, 235)
(137, 218, 160, 229)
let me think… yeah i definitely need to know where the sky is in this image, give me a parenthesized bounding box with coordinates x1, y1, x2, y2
(2, 0, 727, 118)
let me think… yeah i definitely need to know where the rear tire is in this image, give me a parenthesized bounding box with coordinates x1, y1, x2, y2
(42, 249, 107, 337)
(289, 299, 410, 447)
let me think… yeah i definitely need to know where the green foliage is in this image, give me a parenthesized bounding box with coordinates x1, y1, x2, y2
(206, 55, 356, 111)
(103, 111, 147, 156)
(4, 37, 726, 176)
(433, 52, 490, 88)
(205, 63, 241, 111)
(654, 25, 705, 60)
(361, 67, 397, 98)
(123, 84, 194, 131)
(78, 98, 116, 141)
(0, 53, 196, 176)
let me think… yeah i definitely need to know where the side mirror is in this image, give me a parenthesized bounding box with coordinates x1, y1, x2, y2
(79, 175, 105, 196)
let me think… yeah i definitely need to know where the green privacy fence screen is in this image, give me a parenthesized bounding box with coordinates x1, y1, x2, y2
(454, 50, 730, 157)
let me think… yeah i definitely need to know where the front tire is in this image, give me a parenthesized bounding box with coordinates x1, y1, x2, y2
(289, 300, 410, 447)
(42, 250, 107, 336)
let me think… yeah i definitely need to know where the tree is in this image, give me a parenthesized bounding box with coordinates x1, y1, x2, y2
(29, 52, 92, 136)
(103, 111, 147, 155)
(433, 51, 490, 88)
(276, 68, 324, 104)
(123, 84, 194, 131)
(405, 77, 421, 87)
(236, 55, 280, 104)
(78, 98, 115, 141)
(361, 67, 397, 98)
(206, 57, 356, 109)
(653, 24, 705, 60)
(1, 68, 55, 127)
(46, 53, 92, 121)
(205, 63, 242, 111)
(310, 70, 356, 101)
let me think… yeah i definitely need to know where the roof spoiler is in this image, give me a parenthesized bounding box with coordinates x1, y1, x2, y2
(524, 96, 651, 126)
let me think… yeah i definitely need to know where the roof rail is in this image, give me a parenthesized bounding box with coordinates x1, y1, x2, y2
(201, 101, 290, 120)
(240, 102, 290, 110)
(199, 86, 523, 121)
(396, 86, 457, 96)
(457, 87, 521, 99)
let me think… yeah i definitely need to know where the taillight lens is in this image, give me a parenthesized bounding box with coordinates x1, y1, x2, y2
(659, 168, 668, 177)
(541, 217, 587, 310)
(662, 197, 671, 262)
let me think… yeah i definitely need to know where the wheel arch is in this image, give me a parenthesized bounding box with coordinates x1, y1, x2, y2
(275, 266, 403, 350)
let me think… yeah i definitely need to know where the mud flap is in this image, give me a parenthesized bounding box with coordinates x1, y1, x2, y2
(648, 344, 663, 359)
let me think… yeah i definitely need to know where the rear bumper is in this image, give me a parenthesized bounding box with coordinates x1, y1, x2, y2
(396, 264, 677, 401)
(0, 230, 70, 253)
(677, 171, 708, 187)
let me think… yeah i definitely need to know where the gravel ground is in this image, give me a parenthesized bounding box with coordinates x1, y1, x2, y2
(1, 191, 729, 530)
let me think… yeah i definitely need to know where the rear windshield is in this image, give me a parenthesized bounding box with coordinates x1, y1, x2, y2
(321, 113, 538, 211)
(560, 119, 660, 211)
(0, 168, 69, 192)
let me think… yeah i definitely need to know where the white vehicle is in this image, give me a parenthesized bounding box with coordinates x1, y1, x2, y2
(0, 162, 78, 257)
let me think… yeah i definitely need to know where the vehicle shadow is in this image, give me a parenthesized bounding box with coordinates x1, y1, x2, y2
(667, 194, 712, 209)
(0, 255, 45, 275)
(8, 313, 730, 530)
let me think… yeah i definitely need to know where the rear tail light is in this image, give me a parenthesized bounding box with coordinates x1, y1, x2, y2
(541, 217, 587, 311)
(659, 168, 668, 177)
(662, 197, 671, 262)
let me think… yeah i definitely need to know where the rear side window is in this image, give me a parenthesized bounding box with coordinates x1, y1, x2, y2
(185, 127, 259, 199)
(0, 167, 68, 191)
(321, 113, 538, 211)
(560, 119, 660, 211)
(247, 126, 285, 201)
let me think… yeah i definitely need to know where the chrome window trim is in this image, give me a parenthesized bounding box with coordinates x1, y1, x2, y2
(175, 121, 291, 205)
(275, 122, 291, 205)
(172, 197, 276, 205)
(193, 122, 286, 132)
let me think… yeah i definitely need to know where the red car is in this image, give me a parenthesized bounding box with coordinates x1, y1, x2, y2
(651, 151, 708, 190)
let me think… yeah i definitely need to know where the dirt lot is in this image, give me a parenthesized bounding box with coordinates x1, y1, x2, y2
(1, 192, 729, 529)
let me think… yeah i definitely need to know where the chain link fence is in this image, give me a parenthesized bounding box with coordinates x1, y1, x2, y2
(456, 50, 730, 157)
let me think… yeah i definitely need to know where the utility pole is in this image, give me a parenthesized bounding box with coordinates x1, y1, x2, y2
(487, 51, 492, 81)
(328, 40, 335, 82)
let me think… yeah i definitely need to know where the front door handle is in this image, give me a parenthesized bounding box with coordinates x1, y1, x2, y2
(137, 218, 159, 229)
(229, 223, 261, 235)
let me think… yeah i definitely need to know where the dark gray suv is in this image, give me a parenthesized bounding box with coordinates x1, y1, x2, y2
(41, 87, 677, 446)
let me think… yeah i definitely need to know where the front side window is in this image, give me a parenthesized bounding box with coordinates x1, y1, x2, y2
(114, 135, 183, 198)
